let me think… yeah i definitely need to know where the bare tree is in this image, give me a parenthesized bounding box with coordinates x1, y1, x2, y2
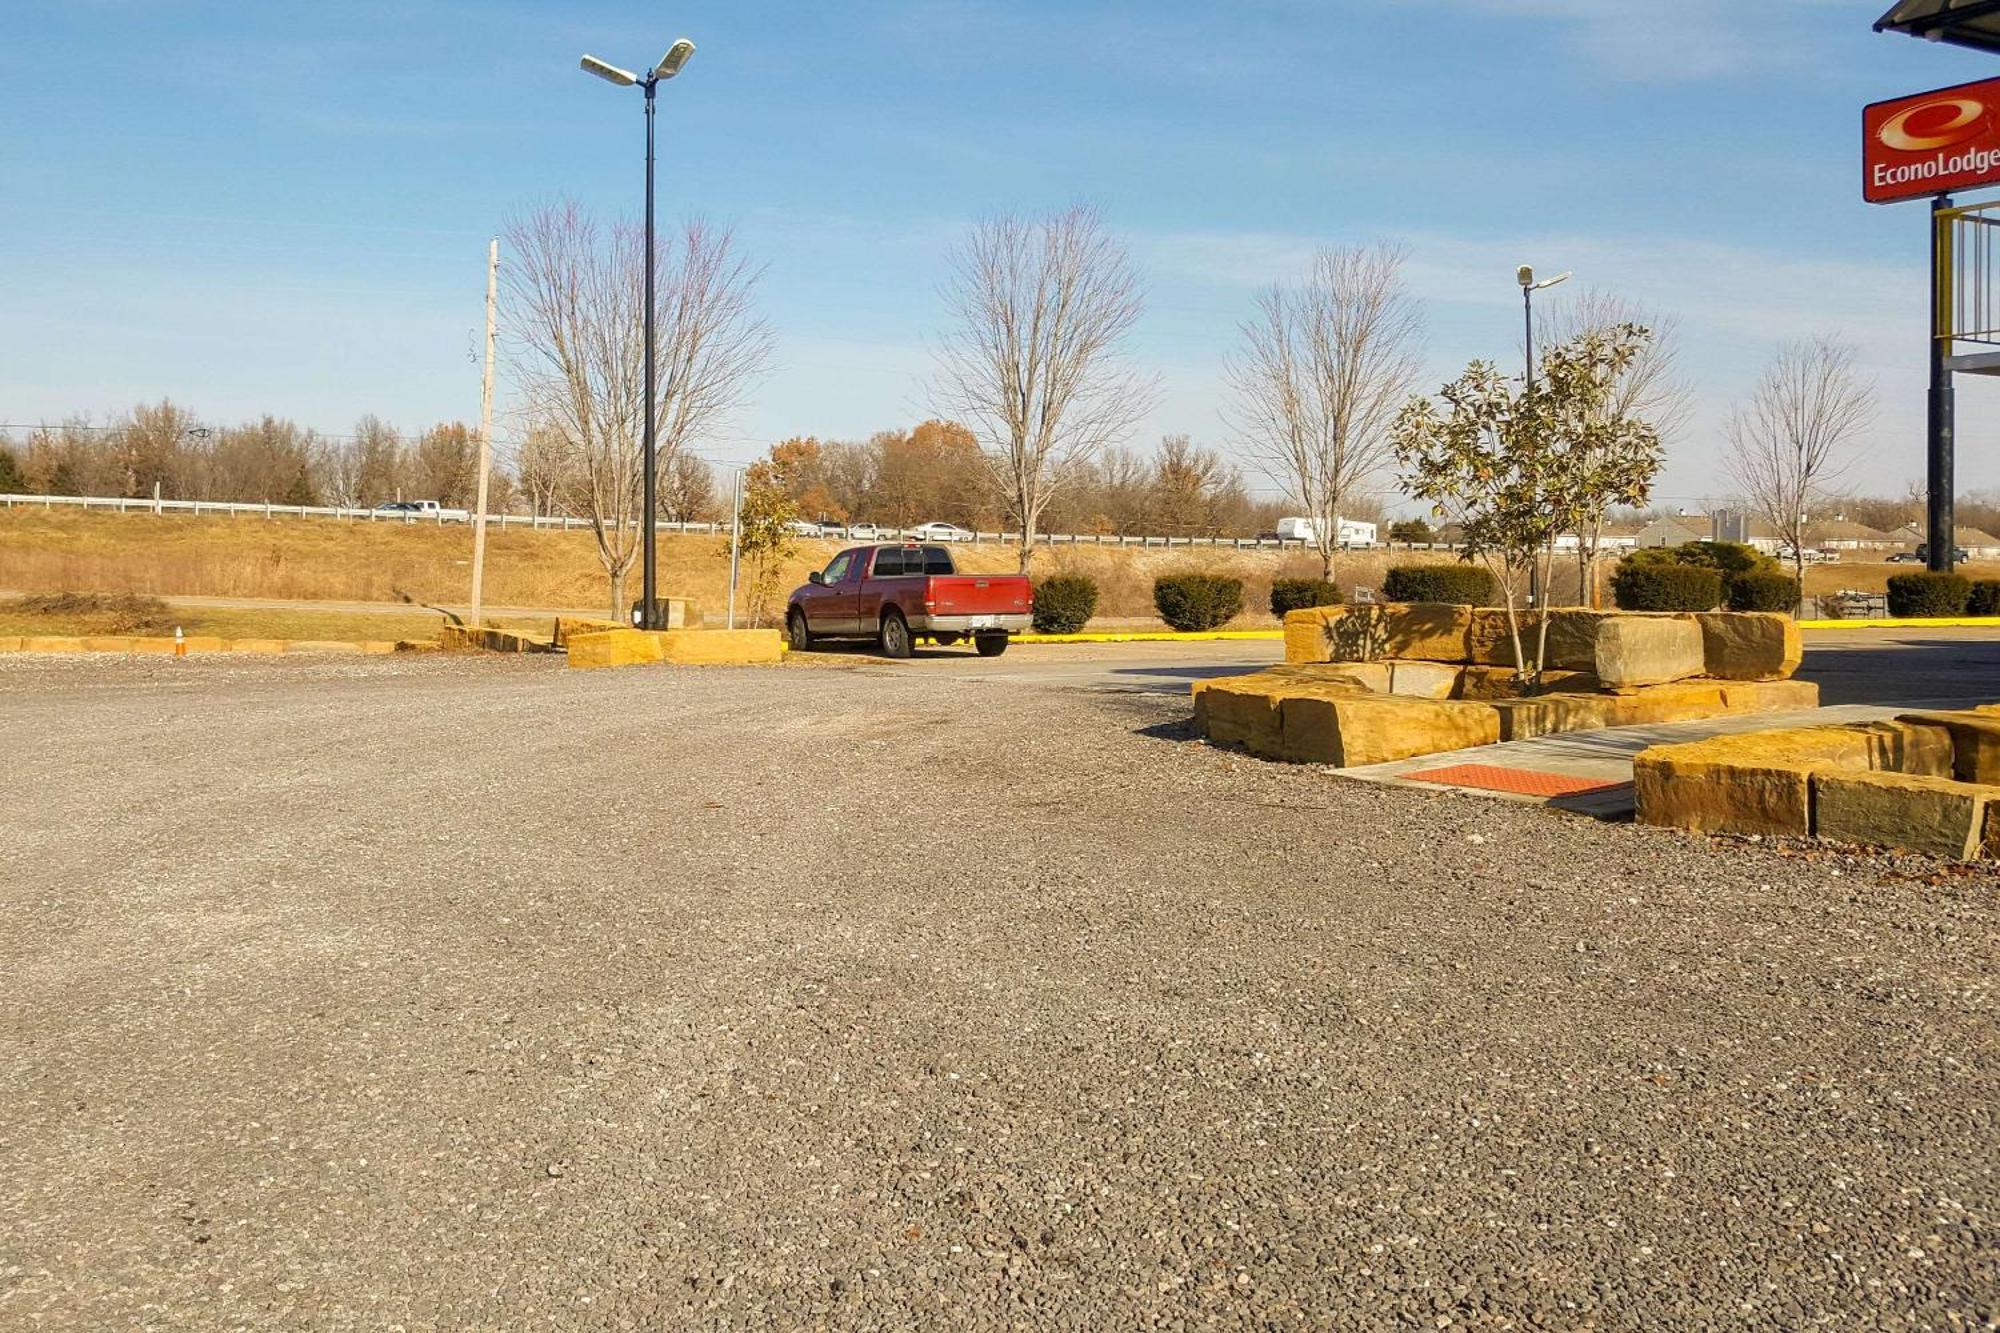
(1726, 338, 1875, 589)
(504, 201, 772, 615)
(512, 422, 571, 518)
(1227, 244, 1422, 579)
(661, 450, 716, 524)
(931, 206, 1152, 573)
(1536, 290, 1690, 605)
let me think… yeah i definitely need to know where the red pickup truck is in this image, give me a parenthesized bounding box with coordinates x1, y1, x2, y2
(786, 543, 1032, 658)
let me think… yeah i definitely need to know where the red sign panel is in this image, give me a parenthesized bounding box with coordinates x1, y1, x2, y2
(1864, 77, 2000, 203)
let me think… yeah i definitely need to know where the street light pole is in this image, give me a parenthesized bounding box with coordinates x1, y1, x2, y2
(581, 40, 696, 630)
(642, 78, 658, 629)
(1516, 265, 1570, 608)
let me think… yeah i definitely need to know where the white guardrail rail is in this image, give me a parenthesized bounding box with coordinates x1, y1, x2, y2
(0, 491, 1459, 551)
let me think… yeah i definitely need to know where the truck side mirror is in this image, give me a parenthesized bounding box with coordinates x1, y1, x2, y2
(808, 571, 824, 585)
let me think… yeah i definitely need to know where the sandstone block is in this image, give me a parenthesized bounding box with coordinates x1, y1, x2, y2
(1194, 679, 1284, 752)
(1282, 613, 1329, 664)
(1465, 608, 1517, 666)
(1812, 770, 1999, 860)
(1897, 710, 2000, 783)
(1321, 606, 1386, 662)
(566, 629, 666, 669)
(1594, 616, 1705, 689)
(1697, 612, 1802, 681)
(1718, 679, 1820, 714)
(1454, 665, 1599, 700)
(1278, 694, 1499, 766)
(654, 629, 783, 665)
(1387, 660, 1462, 699)
(1376, 603, 1473, 662)
(1633, 726, 1883, 835)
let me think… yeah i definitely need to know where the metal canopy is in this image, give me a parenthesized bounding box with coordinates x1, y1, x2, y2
(1876, 0, 2000, 54)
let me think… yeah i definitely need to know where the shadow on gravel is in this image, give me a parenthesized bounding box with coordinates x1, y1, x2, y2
(1132, 717, 1199, 743)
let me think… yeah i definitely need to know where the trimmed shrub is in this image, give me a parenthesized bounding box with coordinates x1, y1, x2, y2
(1153, 573, 1244, 632)
(1967, 579, 2000, 616)
(1886, 571, 1971, 618)
(1725, 571, 1801, 613)
(1031, 575, 1098, 634)
(1269, 577, 1342, 619)
(1382, 564, 1495, 605)
(1610, 561, 1724, 612)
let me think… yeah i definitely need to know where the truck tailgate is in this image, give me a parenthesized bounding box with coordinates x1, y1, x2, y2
(924, 574, 1030, 616)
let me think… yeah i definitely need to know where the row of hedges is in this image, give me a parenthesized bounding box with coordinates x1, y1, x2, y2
(1034, 565, 1486, 633)
(1885, 572, 2000, 618)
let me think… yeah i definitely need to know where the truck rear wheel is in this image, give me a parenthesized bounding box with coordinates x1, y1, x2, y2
(879, 610, 914, 659)
(974, 632, 1009, 657)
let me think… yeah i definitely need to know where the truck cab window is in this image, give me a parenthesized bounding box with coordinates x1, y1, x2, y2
(823, 553, 853, 584)
(872, 548, 906, 577)
(921, 546, 955, 575)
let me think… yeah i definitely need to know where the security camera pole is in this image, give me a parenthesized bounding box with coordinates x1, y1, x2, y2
(1516, 264, 1570, 607)
(580, 39, 697, 629)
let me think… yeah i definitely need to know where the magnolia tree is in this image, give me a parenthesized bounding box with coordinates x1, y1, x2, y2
(1537, 292, 1688, 605)
(1394, 325, 1661, 681)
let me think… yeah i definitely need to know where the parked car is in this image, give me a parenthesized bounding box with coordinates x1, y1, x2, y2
(1915, 543, 1970, 565)
(786, 543, 1032, 658)
(374, 499, 465, 521)
(844, 522, 884, 541)
(1885, 551, 1922, 564)
(784, 519, 824, 537)
(909, 521, 974, 543)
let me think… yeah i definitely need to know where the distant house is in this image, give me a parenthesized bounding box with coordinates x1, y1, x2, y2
(1804, 518, 1897, 551)
(1553, 520, 1644, 553)
(1634, 513, 1708, 548)
(1958, 527, 2000, 559)
(1888, 522, 2000, 558)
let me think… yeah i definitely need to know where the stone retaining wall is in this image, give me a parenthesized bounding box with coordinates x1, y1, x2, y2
(1634, 705, 2000, 859)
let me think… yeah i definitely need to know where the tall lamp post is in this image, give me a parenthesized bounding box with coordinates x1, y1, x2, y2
(1516, 264, 1571, 607)
(581, 38, 697, 630)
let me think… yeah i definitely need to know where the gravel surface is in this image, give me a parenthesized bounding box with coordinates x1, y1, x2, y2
(0, 651, 1995, 1330)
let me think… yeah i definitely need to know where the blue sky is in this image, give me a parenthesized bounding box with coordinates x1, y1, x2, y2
(5, 0, 1998, 507)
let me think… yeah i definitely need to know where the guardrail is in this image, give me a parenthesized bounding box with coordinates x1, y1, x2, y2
(0, 492, 1459, 552)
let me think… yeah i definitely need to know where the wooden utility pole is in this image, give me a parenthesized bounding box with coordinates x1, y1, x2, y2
(469, 238, 499, 627)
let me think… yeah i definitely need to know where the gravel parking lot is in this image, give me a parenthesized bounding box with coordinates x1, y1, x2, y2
(1, 650, 1995, 1329)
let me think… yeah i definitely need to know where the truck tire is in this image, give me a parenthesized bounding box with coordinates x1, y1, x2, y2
(879, 610, 914, 659)
(974, 632, 1009, 657)
(786, 608, 813, 652)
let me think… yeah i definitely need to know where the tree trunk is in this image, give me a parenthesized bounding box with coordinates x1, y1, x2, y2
(608, 566, 626, 622)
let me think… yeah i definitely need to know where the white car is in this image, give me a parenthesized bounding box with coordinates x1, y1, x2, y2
(845, 522, 884, 541)
(910, 521, 973, 543)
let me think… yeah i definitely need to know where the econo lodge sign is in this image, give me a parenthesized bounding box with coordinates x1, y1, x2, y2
(1865, 78, 2000, 203)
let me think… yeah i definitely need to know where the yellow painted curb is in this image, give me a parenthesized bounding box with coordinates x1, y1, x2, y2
(1014, 629, 1286, 644)
(1799, 616, 2000, 630)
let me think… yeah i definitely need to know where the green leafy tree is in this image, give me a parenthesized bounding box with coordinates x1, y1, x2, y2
(1388, 518, 1434, 544)
(0, 443, 23, 493)
(727, 459, 798, 628)
(1395, 325, 1660, 680)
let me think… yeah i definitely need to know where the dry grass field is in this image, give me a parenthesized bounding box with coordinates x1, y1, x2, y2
(2, 509, 1991, 627)
(0, 509, 1462, 624)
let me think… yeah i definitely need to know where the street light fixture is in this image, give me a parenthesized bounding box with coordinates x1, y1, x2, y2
(579, 36, 698, 630)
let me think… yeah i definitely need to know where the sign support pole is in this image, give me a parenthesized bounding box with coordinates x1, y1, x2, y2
(1928, 194, 1956, 574)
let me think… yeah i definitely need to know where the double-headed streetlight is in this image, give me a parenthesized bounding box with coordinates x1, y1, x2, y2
(1516, 265, 1570, 606)
(581, 38, 697, 630)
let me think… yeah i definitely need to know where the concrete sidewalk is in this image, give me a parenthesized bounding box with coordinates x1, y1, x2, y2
(1338, 704, 1911, 817)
